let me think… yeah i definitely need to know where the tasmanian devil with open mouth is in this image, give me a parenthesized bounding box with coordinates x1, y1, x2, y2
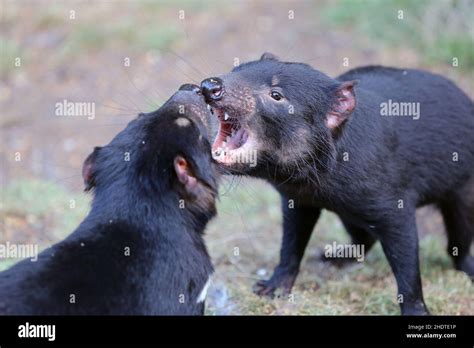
(200, 53, 474, 315)
(0, 85, 219, 315)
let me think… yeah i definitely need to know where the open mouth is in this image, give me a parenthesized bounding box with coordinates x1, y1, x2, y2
(207, 105, 249, 158)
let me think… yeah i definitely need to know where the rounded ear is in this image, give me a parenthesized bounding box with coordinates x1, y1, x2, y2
(82, 147, 101, 191)
(260, 52, 279, 61)
(173, 155, 198, 195)
(325, 80, 358, 130)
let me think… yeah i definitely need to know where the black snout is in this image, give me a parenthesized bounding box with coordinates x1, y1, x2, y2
(201, 77, 224, 103)
(179, 83, 201, 94)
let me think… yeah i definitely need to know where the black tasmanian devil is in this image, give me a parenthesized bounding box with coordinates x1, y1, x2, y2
(0, 85, 219, 315)
(200, 53, 474, 315)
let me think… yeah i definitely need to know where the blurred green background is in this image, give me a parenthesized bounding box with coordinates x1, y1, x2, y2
(1, 0, 473, 314)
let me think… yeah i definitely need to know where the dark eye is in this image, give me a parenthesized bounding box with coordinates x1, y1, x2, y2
(270, 90, 283, 101)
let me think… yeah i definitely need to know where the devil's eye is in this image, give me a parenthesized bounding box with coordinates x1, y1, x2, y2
(270, 91, 283, 101)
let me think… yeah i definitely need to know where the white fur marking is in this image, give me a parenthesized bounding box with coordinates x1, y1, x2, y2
(175, 117, 191, 127)
(197, 276, 212, 303)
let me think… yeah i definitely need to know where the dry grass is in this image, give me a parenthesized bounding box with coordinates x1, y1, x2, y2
(204, 178, 473, 315)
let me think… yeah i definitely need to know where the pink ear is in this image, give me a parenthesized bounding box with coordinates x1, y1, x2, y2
(82, 147, 101, 191)
(325, 80, 358, 130)
(174, 155, 198, 192)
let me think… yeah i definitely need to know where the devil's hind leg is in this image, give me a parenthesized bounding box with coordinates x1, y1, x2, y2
(439, 177, 474, 280)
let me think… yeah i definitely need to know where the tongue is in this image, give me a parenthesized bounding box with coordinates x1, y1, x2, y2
(226, 128, 245, 149)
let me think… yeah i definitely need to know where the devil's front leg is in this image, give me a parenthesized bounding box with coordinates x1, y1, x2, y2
(253, 197, 321, 298)
(377, 209, 429, 315)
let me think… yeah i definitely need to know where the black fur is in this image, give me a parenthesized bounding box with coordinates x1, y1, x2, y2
(0, 87, 219, 315)
(201, 54, 474, 315)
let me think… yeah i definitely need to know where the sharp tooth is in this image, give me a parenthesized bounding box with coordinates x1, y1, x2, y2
(207, 104, 211, 112)
(224, 112, 229, 121)
(226, 136, 231, 142)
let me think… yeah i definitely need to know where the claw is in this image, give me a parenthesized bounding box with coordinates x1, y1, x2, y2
(252, 280, 276, 298)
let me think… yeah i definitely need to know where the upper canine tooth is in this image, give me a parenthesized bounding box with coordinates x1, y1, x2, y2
(207, 104, 211, 112)
(224, 112, 230, 121)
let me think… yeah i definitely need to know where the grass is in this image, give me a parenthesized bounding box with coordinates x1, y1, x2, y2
(0, 179, 90, 272)
(0, 178, 472, 315)
(204, 178, 473, 315)
(0, 37, 23, 77)
(1, 177, 472, 314)
(57, 19, 180, 59)
(323, 0, 474, 71)
(0, 1, 208, 76)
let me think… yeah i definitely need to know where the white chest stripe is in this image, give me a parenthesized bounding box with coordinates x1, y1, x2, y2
(196, 277, 212, 303)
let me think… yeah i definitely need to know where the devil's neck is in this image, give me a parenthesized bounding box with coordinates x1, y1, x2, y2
(86, 184, 204, 236)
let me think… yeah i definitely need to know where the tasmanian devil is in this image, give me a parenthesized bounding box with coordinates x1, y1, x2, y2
(0, 85, 219, 315)
(200, 53, 474, 315)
